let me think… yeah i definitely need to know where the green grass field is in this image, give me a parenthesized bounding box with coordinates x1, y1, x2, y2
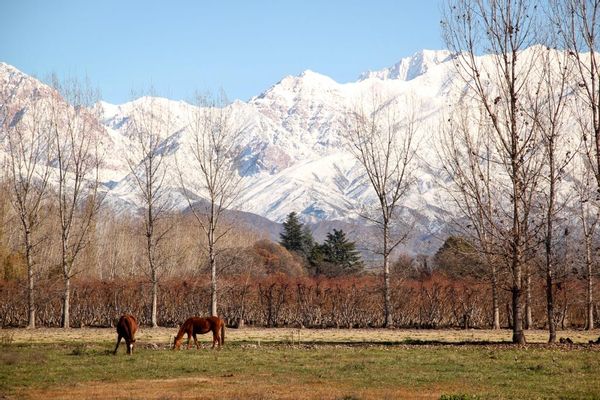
(1, 328, 600, 399)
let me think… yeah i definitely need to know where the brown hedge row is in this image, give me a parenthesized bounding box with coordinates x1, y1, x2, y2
(0, 273, 593, 329)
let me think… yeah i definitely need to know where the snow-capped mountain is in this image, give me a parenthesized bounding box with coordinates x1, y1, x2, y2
(0, 49, 502, 252)
(359, 49, 452, 81)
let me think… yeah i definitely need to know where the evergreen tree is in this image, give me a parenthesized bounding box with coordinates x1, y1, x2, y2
(433, 236, 484, 279)
(279, 212, 305, 253)
(320, 229, 363, 276)
(307, 241, 326, 275)
(301, 225, 316, 257)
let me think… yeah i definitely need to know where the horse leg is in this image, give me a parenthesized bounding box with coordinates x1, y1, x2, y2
(217, 324, 224, 348)
(193, 334, 200, 349)
(113, 335, 122, 355)
(212, 330, 218, 348)
(125, 339, 131, 355)
(186, 334, 192, 349)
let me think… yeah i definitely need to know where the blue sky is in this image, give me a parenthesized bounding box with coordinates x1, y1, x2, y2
(0, 1, 444, 104)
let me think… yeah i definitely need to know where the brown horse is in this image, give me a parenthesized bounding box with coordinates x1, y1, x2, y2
(113, 314, 138, 355)
(173, 316, 225, 350)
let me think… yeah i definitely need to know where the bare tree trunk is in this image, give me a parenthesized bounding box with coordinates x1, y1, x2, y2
(210, 234, 217, 316)
(546, 267, 556, 341)
(147, 212, 159, 328)
(383, 223, 391, 327)
(512, 253, 526, 344)
(585, 229, 594, 330)
(560, 284, 569, 330)
(545, 159, 557, 342)
(25, 231, 35, 329)
(147, 205, 158, 328)
(525, 270, 532, 330)
(511, 156, 527, 344)
(491, 264, 500, 329)
(151, 269, 158, 328)
(61, 231, 70, 329)
(62, 275, 71, 329)
(544, 139, 557, 342)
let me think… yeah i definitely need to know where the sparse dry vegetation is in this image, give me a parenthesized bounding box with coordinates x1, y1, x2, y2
(1, 328, 600, 399)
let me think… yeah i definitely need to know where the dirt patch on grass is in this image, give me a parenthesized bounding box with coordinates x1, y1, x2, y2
(14, 377, 455, 400)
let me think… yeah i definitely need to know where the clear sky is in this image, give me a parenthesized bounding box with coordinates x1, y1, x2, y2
(0, 1, 444, 104)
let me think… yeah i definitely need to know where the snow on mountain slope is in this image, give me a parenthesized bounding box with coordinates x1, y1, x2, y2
(0, 63, 131, 185)
(241, 152, 367, 223)
(1, 49, 522, 252)
(359, 50, 452, 81)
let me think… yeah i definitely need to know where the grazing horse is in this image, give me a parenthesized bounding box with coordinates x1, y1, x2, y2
(173, 316, 225, 350)
(113, 314, 138, 355)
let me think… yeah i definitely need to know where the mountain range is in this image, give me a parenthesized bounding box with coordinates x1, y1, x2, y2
(0, 49, 505, 254)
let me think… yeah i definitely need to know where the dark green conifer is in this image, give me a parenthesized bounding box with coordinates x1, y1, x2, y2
(321, 229, 363, 276)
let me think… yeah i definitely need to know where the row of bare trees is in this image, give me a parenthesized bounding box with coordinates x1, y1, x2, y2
(0, 77, 103, 329)
(437, 0, 600, 344)
(0, 77, 244, 328)
(1, 271, 596, 329)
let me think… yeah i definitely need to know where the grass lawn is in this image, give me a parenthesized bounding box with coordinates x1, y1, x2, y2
(1, 328, 599, 399)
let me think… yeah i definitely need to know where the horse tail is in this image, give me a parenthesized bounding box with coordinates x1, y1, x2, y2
(221, 320, 225, 345)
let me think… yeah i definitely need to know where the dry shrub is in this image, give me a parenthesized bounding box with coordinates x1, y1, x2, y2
(0, 272, 594, 329)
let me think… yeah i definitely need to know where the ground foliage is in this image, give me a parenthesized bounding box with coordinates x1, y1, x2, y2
(1, 335, 600, 399)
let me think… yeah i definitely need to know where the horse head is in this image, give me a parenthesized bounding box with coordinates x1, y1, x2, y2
(173, 335, 182, 350)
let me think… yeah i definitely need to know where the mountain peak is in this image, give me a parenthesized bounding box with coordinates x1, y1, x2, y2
(253, 69, 339, 101)
(287, 69, 338, 86)
(359, 49, 452, 82)
(299, 69, 329, 79)
(0, 62, 32, 81)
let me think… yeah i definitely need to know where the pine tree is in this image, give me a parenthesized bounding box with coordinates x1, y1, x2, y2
(301, 225, 315, 257)
(279, 212, 305, 253)
(321, 229, 363, 276)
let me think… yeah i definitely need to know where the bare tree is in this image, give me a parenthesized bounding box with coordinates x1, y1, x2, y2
(439, 104, 503, 329)
(1, 86, 53, 329)
(555, 0, 600, 186)
(442, 0, 544, 343)
(178, 93, 244, 317)
(125, 95, 173, 328)
(528, 46, 575, 342)
(344, 93, 416, 328)
(49, 78, 103, 328)
(573, 161, 600, 330)
(553, 0, 600, 331)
